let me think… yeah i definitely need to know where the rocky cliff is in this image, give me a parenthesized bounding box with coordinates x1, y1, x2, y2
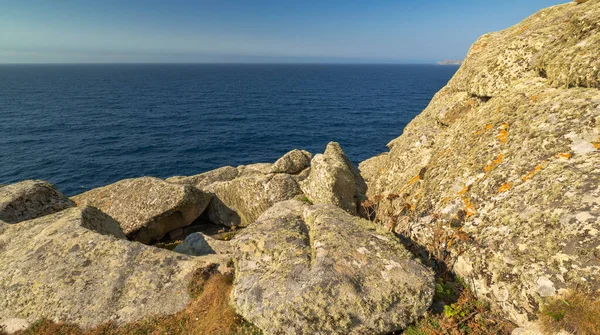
(360, 0, 599, 327)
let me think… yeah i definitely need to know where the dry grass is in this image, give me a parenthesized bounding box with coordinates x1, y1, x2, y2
(539, 290, 600, 335)
(1, 267, 262, 335)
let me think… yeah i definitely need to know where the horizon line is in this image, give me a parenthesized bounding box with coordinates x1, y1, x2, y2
(0, 62, 460, 66)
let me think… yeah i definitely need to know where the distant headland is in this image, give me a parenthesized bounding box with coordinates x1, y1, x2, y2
(436, 59, 462, 65)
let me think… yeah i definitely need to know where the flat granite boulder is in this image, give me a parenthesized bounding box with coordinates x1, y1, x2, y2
(300, 142, 367, 215)
(0, 180, 75, 224)
(166, 166, 239, 189)
(0, 206, 229, 331)
(232, 200, 434, 335)
(269, 149, 312, 174)
(72, 177, 212, 244)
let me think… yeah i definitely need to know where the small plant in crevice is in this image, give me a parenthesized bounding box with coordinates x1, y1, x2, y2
(403, 288, 515, 335)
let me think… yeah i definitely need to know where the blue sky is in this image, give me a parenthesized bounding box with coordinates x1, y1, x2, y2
(0, 0, 566, 64)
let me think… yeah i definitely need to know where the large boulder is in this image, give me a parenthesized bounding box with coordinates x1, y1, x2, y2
(269, 149, 312, 174)
(0, 206, 229, 330)
(360, 0, 600, 326)
(72, 177, 212, 244)
(0, 180, 75, 224)
(232, 200, 434, 335)
(206, 173, 302, 227)
(166, 166, 239, 189)
(300, 142, 367, 214)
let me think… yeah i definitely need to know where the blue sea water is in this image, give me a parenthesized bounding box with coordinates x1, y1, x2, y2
(0, 64, 457, 196)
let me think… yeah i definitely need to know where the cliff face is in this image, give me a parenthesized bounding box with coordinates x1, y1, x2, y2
(360, 0, 600, 326)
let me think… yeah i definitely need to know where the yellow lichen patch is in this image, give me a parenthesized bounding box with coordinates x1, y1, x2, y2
(498, 183, 512, 193)
(556, 152, 572, 159)
(483, 153, 504, 173)
(497, 129, 509, 144)
(463, 197, 477, 217)
(475, 124, 494, 136)
(531, 95, 540, 102)
(521, 164, 543, 182)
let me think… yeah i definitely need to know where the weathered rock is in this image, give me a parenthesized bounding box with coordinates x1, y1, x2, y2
(166, 166, 239, 189)
(237, 163, 274, 177)
(361, 1, 600, 326)
(0, 206, 230, 330)
(300, 142, 366, 214)
(174, 232, 232, 256)
(232, 200, 434, 335)
(0, 180, 75, 224)
(206, 173, 302, 227)
(72, 177, 212, 244)
(270, 149, 312, 174)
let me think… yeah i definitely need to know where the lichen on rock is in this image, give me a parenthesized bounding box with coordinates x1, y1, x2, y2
(0, 180, 75, 224)
(360, 0, 600, 327)
(231, 200, 435, 335)
(72, 177, 212, 244)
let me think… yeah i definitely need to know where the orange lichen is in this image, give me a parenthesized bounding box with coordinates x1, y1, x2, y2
(593, 137, 600, 149)
(521, 164, 543, 182)
(407, 173, 421, 185)
(531, 95, 539, 102)
(556, 152, 572, 159)
(457, 185, 469, 195)
(463, 198, 477, 217)
(483, 153, 504, 173)
(496, 123, 509, 144)
(498, 183, 512, 193)
(475, 124, 494, 136)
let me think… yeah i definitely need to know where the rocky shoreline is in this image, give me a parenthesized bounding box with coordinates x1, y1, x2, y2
(1, 1, 599, 334)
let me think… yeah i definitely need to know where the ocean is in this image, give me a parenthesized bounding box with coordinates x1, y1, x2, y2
(0, 64, 458, 196)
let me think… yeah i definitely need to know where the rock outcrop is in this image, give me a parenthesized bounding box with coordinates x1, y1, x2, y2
(0, 180, 75, 224)
(360, 0, 600, 326)
(72, 177, 212, 244)
(300, 142, 367, 214)
(232, 200, 434, 335)
(0, 206, 230, 330)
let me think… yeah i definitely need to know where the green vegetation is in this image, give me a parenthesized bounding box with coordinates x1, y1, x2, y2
(404, 288, 514, 335)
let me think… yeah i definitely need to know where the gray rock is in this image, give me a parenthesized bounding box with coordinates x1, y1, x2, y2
(237, 163, 274, 177)
(270, 149, 312, 174)
(165, 166, 239, 189)
(206, 174, 302, 227)
(72, 177, 212, 244)
(0, 206, 230, 330)
(232, 200, 434, 335)
(0, 180, 75, 224)
(174, 232, 232, 256)
(300, 142, 366, 214)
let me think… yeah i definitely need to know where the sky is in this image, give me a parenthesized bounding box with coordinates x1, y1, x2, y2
(0, 0, 566, 64)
